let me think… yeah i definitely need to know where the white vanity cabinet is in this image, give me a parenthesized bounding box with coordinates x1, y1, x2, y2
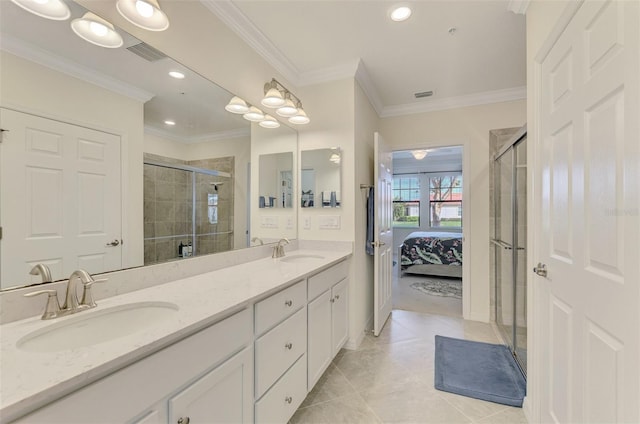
(306, 260, 349, 390)
(12, 309, 254, 424)
(253, 280, 307, 424)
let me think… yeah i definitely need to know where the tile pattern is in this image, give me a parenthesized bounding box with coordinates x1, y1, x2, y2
(290, 309, 527, 424)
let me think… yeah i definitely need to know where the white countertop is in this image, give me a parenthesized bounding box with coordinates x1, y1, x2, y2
(0, 248, 351, 422)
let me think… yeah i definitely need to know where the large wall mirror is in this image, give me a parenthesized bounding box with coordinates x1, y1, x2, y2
(301, 148, 341, 208)
(0, 0, 297, 290)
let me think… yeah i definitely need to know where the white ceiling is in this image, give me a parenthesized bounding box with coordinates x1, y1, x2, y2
(205, 0, 527, 116)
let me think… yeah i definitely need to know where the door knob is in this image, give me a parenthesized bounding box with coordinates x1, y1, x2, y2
(106, 239, 120, 247)
(533, 262, 548, 277)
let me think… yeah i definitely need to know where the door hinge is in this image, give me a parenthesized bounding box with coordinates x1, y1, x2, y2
(0, 226, 3, 240)
(0, 128, 8, 143)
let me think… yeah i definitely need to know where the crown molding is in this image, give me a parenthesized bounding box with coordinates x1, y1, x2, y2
(507, 0, 530, 15)
(199, 0, 301, 86)
(145, 125, 250, 144)
(1, 33, 154, 103)
(380, 86, 527, 118)
(298, 59, 360, 87)
(354, 60, 384, 116)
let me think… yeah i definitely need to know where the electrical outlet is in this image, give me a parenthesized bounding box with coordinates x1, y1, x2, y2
(303, 216, 311, 230)
(318, 215, 340, 229)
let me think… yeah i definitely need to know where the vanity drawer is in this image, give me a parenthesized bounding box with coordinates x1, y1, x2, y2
(255, 279, 306, 335)
(307, 260, 348, 301)
(255, 353, 307, 424)
(254, 306, 306, 398)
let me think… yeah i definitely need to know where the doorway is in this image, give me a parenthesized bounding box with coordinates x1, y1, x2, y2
(392, 146, 464, 318)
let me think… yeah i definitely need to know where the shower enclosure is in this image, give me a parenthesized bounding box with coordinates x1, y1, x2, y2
(491, 129, 527, 376)
(143, 155, 234, 265)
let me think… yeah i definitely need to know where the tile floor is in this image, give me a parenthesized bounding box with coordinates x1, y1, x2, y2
(290, 309, 528, 424)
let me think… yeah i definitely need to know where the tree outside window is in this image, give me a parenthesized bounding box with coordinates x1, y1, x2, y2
(393, 176, 420, 227)
(429, 175, 462, 227)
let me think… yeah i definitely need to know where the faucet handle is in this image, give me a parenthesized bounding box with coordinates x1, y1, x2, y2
(24, 289, 61, 320)
(80, 278, 108, 308)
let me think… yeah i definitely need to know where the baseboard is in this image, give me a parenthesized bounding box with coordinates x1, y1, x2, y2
(522, 396, 532, 422)
(344, 314, 373, 350)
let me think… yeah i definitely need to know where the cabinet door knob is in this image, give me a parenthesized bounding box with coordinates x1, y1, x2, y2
(177, 418, 190, 424)
(284, 299, 293, 307)
(285, 342, 293, 350)
(285, 396, 293, 404)
(335, 294, 340, 300)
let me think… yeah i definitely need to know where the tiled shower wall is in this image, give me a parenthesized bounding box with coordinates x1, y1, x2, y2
(143, 153, 234, 265)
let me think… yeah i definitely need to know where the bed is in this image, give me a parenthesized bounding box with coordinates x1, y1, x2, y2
(398, 231, 463, 278)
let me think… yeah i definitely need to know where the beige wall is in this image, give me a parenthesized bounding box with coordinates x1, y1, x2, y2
(380, 100, 526, 321)
(0, 51, 145, 270)
(351, 81, 379, 342)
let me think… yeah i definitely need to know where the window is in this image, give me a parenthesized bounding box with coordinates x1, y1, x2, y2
(393, 176, 420, 227)
(429, 175, 462, 227)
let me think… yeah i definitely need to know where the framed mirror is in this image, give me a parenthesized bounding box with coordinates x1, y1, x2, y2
(301, 148, 341, 208)
(0, 0, 297, 290)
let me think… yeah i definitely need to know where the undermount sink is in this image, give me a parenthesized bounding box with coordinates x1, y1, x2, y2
(279, 254, 325, 263)
(17, 301, 179, 353)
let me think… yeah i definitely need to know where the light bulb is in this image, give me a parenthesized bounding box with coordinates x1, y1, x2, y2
(89, 21, 108, 37)
(390, 6, 412, 22)
(135, 0, 154, 18)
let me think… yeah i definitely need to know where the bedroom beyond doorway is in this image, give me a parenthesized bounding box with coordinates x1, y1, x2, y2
(391, 146, 464, 317)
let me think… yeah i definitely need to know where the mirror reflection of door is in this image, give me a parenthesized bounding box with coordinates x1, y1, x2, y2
(301, 169, 316, 207)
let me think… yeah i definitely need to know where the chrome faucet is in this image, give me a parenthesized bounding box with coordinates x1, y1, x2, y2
(272, 238, 290, 258)
(24, 268, 107, 320)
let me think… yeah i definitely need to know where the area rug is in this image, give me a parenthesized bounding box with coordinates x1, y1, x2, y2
(410, 279, 461, 299)
(434, 335, 526, 407)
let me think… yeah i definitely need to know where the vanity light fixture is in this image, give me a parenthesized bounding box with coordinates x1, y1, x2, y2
(390, 5, 412, 22)
(71, 12, 124, 49)
(116, 0, 169, 31)
(276, 94, 298, 118)
(262, 78, 310, 124)
(10, 0, 70, 20)
(243, 106, 265, 122)
(411, 150, 428, 160)
(168, 71, 185, 79)
(288, 101, 310, 125)
(225, 96, 249, 114)
(259, 114, 280, 129)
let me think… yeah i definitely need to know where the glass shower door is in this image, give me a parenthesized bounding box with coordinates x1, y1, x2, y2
(494, 149, 515, 353)
(514, 138, 527, 374)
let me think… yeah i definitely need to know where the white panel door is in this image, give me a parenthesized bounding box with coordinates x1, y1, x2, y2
(373, 132, 393, 336)
(0, 109, 122, 286)
(535, 1, 639, 422)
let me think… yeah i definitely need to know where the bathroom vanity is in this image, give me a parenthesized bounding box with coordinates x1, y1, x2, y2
(0, 249, 351, 424)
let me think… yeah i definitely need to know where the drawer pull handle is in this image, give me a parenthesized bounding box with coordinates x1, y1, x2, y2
(285, 396, 293, 404)
(285, 342, 293, 350)
(177, 418, 190, 424)
(284, 300, 293, 307)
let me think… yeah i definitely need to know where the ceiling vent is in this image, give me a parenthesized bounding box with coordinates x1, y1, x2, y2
(126, 42, 168, 62)
(414, 91, 434, 98)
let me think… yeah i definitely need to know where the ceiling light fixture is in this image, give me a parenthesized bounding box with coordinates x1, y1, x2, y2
(10, 0, 70, 20)
(329, 152, 341, 164)
(243, 106, 265, 122)
(262, 78, 310, 125)
(259, 114, 280, 129)
(168, 71, 185, 79)
(390, 6, 412, 22)
(116, 0, 169, 31)
(164, 120, 175, 126)
(225, 96, 249, 114)
(411, 150, 428, 160)
(71, 12, 124, 49)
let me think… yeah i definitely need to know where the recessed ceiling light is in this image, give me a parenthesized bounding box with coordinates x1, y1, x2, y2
(390, 6, 412, 22)
(168, 71, 185, 79)
(164, 120, 175, 126)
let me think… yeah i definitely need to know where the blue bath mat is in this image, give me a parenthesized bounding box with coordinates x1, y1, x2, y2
(434, 335, 526, 407)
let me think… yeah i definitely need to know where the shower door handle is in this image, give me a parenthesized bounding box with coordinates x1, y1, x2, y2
(533, 262, 547, 277)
